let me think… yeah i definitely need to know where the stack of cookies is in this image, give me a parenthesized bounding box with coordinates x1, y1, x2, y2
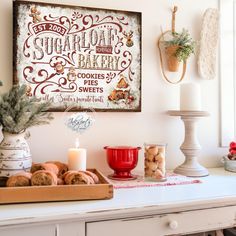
(144, 144, 166, 180)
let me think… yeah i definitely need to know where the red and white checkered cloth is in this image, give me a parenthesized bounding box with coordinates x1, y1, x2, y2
(107, 173, 202, 189)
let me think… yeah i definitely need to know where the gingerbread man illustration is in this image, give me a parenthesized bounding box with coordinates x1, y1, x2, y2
(29, 6, 42, 24)
(67, 66, 77, 82)
(26, 85, 32, 97)
(54, 62, 65, 74)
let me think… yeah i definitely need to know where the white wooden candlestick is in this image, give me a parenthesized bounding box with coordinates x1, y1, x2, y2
(167, 110, 210, 177)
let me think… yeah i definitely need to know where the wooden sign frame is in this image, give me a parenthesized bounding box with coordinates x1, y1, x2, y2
(13, 1, 142, 112)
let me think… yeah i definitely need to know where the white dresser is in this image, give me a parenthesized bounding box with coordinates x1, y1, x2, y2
(0, 168, 236, 236)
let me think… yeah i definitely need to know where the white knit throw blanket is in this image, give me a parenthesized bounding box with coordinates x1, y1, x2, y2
(198, 8, 219, 80)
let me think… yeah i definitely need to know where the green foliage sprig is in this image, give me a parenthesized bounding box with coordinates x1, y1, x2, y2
(0, 84, 54, 134)
(164, 29, 196, 62)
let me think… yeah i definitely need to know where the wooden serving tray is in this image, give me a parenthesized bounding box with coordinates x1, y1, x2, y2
(0, 169, 113, 204)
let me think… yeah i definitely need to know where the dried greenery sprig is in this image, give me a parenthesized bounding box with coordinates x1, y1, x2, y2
(164, 28, 196, 62)
(0, 84, 54, 134)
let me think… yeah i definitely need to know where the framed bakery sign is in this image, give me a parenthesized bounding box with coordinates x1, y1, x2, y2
(13, 1, 141, 111)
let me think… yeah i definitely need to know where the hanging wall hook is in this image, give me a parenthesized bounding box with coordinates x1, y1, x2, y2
(172, 6, 178, 34)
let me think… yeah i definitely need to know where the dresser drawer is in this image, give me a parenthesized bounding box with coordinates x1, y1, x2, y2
(0, 224, 56, 236)
(86, 206, 236, 236)
(0, 221, 85, 236)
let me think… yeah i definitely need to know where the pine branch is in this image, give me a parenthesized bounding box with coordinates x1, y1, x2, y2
(0, 84, 54, 133)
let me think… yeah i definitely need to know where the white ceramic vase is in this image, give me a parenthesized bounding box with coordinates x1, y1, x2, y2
(0, 131, 32, 177)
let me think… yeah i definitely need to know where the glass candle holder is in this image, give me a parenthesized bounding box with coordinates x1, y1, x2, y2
(144, 143, 167, 181)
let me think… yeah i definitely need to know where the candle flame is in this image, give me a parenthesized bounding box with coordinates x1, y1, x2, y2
(75, 138, 80, 148)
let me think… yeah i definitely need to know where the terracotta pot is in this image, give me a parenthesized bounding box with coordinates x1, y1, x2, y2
(165, 45, 180, 72)
(0, 131, 32, 177)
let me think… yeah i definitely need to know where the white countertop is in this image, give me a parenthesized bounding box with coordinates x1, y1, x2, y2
(0, 168, 236, 226)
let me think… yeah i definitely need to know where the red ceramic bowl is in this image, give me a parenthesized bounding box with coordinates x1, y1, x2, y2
(104, 146, 141, 180)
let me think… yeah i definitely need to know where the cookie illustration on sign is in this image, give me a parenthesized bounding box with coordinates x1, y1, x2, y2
(108, 74, 135, 104)
(53, 62, 64, 74)
(67, 66, 77, 82)
(29, 6, 42, 23)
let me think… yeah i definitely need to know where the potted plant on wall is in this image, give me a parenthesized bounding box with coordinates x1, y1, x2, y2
(164, 28, 196, 72)
(0, 84, 53, 178)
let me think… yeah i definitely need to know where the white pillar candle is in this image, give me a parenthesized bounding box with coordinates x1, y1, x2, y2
(180, 83, 201, 111)
(68, 148, 87, 171)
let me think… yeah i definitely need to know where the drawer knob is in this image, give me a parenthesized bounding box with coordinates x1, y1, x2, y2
(169, 220, 178, 230)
